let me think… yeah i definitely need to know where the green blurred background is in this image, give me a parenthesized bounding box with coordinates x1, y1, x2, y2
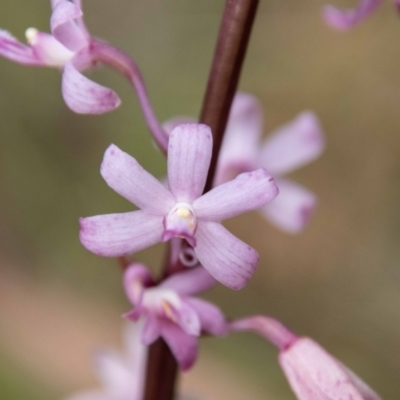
(1, 0, 400, 399)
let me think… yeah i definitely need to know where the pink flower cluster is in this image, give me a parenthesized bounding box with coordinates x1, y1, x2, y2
(323, 0, 400, 30)
(0, 1, 383, 400)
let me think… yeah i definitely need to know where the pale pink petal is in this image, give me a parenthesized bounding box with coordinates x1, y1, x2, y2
(123, 321, 148, 400)
(160, 319, 198, 371)
(79, 211, 163, 257)
(279, 338, 375, 400)
(185, 297, 228, 337)
(260, 111, 325, 176)
(168, 124, 212, 203)
(64, 391, 110, 400)
(141, 315, 162, 345)
(123, 264, 154, 305)
(194, 221, 258, 290)
(322, 0, 382, 31)
(51, 0, 89, 51)
(163, 116, 196, 136)
(173, 300, 201, 336)
(215, 92, 262, 185)
(261, 179, 317, 234)
(93, 350, 133, 397)
(193, 169, 278, 222)
(342, 365, 381, 400)
(101, 144, 175, 215)
(28, 30, 74, 67)
(159, 267, 217, 296)
(0, 30, 42, 65)
(62, 59, 121, 114)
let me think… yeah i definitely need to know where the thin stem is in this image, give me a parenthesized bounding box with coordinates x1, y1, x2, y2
(201, 0, 259, 192)
(143, 1, 259, 400)
(230, 316, 298, 350)
(91, 40, 169, 153)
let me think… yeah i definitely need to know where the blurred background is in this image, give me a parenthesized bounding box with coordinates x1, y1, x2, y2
(0, 0, 400, 398)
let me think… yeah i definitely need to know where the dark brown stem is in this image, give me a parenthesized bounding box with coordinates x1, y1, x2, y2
(143, 1, 259, 399)
(202, 0, 259, 193)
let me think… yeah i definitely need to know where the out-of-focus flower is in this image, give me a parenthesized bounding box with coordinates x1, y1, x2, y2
(231, 316, 381, 400)
(65, 322, 147, 400)
(216, 93, 325, 233)
(80, 123, 279, 289)
(123, 264, 226, 370)
(0, 0, 120, 114)
(323, 0, 400, 30)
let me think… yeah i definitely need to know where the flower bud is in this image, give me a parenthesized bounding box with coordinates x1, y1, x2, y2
(279, 337, 381, 400)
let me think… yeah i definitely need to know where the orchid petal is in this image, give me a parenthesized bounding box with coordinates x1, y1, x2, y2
(168, 124, 212, 203)
(163, 116, 196, 136)
(0, 30, 42, 65)
(79, 211, 163, 257)
(342, 364, 381, 400)
(279, 338, 378, 400)
(142, 315, 162, 345)
(123, 264, 154, 305)
(62, 59, 121, 114)
(101, 144, 175, 215)
(261, 179, 317, 234)
(185, 297, 228, 337)
(122, 322, 147, 400)
(193, 168, 278, 222)
(51, 0, 88, 51)
(173, 300, 201, 336)
(215, 93, 262, 185)
(194, 221, 258, 290)
(160, 319, 198, 371)
(159, 267, 217, 296)
(260, 111, 325, 176)
(322, 0, 382, 31)
(94, 350, 133, 397)
(28, 30, 74, 67)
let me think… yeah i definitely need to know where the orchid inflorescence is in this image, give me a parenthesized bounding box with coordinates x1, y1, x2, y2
(0, 1, 384, 399)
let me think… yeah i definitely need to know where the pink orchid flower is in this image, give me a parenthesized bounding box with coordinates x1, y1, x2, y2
(80, 123, 279, 290)
(164, 94, 325, 234)
(215, 93, 325, 233)
(0, 0, 120, 114)
(231, 316, 381, 400)
(323, 0, 400, 30)
(65, 322, 147, 400)
(123, 264, 226, 371)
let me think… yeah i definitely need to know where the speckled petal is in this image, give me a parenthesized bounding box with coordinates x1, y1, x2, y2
(62, 59, 121, 114)
(260, 111, 325, 176)
(193, 168, 278, 222)
(185, 297, 228, 337)
(51, 0, 88, 51)
(123, 263, 154, 305)
(79, 211, 163, 257)
(194, 221, 258, 290)
(215, 92, 263, 185)
(159, 267, 216, 296)
(160, 319, 198, 371)
(0, 30, 42, 65)
(261, 179, 316, 234)
(279, 338, 379, 400)
(168, 124, 212, 203)
(101, 144, 175, 215)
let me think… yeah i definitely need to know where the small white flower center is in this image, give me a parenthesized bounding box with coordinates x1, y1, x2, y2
(142, 288, 181, 321)
(165, 202, 197, 241)
(25, 27, 39, 45)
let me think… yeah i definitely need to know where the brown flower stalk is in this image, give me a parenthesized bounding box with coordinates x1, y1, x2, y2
(143, 1, 259, 399)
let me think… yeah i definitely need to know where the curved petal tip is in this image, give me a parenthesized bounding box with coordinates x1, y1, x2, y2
(62, 61, 121, 114)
